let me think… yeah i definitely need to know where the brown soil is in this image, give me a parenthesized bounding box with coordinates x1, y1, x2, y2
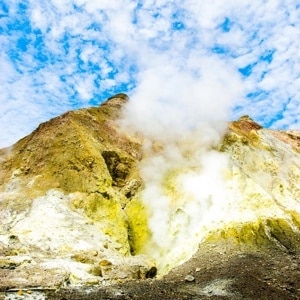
(32, 242, 300, 300)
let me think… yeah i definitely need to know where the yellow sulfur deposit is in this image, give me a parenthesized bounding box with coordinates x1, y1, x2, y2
(0, 95, 300, 285)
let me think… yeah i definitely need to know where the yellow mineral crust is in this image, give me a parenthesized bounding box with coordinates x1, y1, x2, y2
(0, 97, 300, 285)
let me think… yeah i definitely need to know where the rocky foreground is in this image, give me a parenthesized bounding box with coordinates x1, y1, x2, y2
(0, 94, 300, 299)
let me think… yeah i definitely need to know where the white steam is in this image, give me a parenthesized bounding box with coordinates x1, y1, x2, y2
(125, 56, 242, 140)
(122, 56, 243, 272)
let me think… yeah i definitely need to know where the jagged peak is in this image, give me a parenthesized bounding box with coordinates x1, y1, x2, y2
(228, 115, 262, 139)
(102, 93, 129, 108)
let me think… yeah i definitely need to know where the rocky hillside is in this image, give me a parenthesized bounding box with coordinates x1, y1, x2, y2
(0, 93, 300, 299)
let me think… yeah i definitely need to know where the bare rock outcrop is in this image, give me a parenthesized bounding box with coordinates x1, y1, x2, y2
(0, 95, 299, 299)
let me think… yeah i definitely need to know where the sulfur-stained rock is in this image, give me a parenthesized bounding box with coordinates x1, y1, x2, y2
(96, 256, 157, 280)
(0, 265, 70, 291)
(125, 197, 151, 255)
(0, 94, 149, 288)
(0, 92, 300, 294)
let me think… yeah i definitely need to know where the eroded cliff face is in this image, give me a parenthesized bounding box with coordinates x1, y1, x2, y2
(0, 95, 299, 290)
(0, 94, 155, 287)
(208, 117, 300, 248)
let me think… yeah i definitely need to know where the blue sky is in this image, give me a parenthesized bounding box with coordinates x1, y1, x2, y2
(1, 0, 300, 147)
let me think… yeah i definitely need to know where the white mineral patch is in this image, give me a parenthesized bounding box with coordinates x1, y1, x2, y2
(0, 189, 123, 284)
(0, 188, 157, 285)
(5, 291, 46, 300)
(10, 190, 109, 254)
(178, 278, 236, 297)
(201, 278, 235, 296)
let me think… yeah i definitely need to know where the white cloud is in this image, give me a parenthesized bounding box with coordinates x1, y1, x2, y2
(0, 0, 299, 149)
(1, 0, 300, 275)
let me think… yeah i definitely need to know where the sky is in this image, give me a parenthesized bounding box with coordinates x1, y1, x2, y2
(1, 0, 300, 148)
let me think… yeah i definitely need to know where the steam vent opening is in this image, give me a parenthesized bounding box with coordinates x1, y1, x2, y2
(114, 96, 300, 277)
(0, 93, 300, 293)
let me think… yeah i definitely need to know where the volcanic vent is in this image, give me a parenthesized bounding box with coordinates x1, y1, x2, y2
(0, 94, 300, 290)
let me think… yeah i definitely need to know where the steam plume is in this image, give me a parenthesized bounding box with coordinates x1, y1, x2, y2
(122, 55, 243, 272)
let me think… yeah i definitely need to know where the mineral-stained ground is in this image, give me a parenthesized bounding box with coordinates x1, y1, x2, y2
(0, 94, 300, 299)
(32, 243, 300, 300)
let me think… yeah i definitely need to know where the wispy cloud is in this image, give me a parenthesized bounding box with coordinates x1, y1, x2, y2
(0, 0, 300, 147)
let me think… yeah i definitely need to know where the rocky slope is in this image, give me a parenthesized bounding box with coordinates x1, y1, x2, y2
(0, 94, 300, 299)
(0, 94, 155, 288)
